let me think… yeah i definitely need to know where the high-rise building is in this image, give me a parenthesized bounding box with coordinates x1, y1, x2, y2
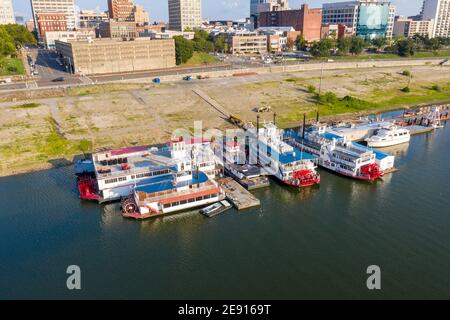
(133, 5, 149, 25)
(31, 0, 76, 32)
(79, 10, 108, 28)
(0, 0, 15, 24)
(36, 12, 67, 37)
(421, 0, 450, 38)
(108, 0, 135, 21)
(393, 17, 435, 38)
(250, 0, 289, 17)
(168, 0, 202, 31)
(322, 1, 395, 39)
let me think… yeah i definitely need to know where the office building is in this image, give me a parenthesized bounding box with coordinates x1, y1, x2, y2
(250, 0, 289, 17)
(36, 12, 67, 37)
(258, 4, 322, 42)
(393, 17, 435, 38)
(108, 0, 135, 21)
(168, 0, 202, 31)
(98, 20, 137, 38)
(79, 10, 108, 28)
(322, 1, 395, 39)
(223, 31, 268, 54)
(55, 38, 176, 75)
(421, 0, 450, 37)
(44, 29, 96, 49)
(0, 0, 15, 24)
(31, 0, 76, 34)
(133, 5, 149, 25)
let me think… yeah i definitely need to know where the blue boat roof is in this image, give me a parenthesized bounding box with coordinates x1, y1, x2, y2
(372, 149, 390, 160)
(135, 172, 209, 194)
(266, 145, 315, 164)
(353, 142, 391, 160)
(320, 132, 343, 141)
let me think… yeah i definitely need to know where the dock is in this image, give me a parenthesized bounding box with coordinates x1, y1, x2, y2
(405, 125, 435, 135)
(217, 177, 261, 210)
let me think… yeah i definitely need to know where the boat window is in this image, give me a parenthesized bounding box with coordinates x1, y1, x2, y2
(180, 200, 187, 205)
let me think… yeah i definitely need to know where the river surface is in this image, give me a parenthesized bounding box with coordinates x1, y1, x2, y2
(1, 124, 449, 299)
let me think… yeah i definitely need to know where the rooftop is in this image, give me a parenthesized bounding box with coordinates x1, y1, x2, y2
(135, 172, 209, 195)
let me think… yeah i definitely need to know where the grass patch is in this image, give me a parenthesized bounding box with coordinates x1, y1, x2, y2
(315, 50, 450, 61)
(11, 102, 42, 109)
(0, 58, 25, 76)
(184, 52, 220, 66)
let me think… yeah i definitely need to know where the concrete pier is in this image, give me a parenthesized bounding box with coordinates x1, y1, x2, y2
(217, 177, 260, 210)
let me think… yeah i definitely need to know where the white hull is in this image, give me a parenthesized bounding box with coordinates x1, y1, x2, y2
(366, 136, 410, 148)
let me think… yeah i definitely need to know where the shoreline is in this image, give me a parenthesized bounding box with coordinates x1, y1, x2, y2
(1, 102, 447, 179)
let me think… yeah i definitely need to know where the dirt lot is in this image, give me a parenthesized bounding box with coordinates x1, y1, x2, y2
(1, 65, 449, 176)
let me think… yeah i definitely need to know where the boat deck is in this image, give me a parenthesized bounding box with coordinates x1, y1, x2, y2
(217, 177, 261, 210)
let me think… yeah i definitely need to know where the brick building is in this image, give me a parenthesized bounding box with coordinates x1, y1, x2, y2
(36, 12, 67, 37)
(55, 38, 176, 75)
(108, 0, 135, 21)
(258, 4, 322, 42)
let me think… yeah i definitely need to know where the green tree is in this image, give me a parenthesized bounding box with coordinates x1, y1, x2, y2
(337, 37, 352, 55)
(396, 39, 415, 57)
(192, 30, 215, 52)
(0, 27, 15, 57)
(2, 24, 36, 48)
(310, 39, 333, 57)
(214, 35, 228, 53)
(174, 36, 194, 65)
(371, 37, 387, 51)
(350, 36, 366, 55)
(295, 34, 307, 51)
(424, 38, 441, 51)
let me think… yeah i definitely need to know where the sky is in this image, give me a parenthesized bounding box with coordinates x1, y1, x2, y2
(12, 0, 423, 22)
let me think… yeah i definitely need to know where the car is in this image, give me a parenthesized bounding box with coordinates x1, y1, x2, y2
(182, 76, 193, 81)
(32, 70, 39, 76)
(52, 77, 65, 82)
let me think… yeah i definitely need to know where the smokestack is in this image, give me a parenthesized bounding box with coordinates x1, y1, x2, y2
(257, 115, 260, 162)
(302, 113, 306, 139)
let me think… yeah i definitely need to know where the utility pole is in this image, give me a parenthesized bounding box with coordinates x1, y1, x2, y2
(318, 62, 324, 96)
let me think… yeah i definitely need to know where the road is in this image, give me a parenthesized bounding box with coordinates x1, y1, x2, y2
(1, 48, 448, 93)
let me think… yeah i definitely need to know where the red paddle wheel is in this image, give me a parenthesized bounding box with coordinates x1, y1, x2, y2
(360, 163, 383, 181)
(77, 176, 101, 201)
(292, 169, 321, 187)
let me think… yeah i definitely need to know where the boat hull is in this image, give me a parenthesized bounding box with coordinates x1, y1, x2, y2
(366, 138, 410, 148)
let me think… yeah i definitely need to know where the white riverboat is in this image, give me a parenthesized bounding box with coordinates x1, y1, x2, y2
(76, 138, 217, 203)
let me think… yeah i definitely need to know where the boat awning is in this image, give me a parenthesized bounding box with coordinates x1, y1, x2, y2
(266, 145, 316, 164)
(135, 172, 209, 194)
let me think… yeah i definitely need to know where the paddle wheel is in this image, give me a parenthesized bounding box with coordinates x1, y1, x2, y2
(293, 169, 321, 187)
(121, 196, 138, 214)
(360, 163, 383, 181)
(77, 176, 101, 201)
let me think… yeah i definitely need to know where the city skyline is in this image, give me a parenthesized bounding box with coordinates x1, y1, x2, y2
(12, 0, 424, 22)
